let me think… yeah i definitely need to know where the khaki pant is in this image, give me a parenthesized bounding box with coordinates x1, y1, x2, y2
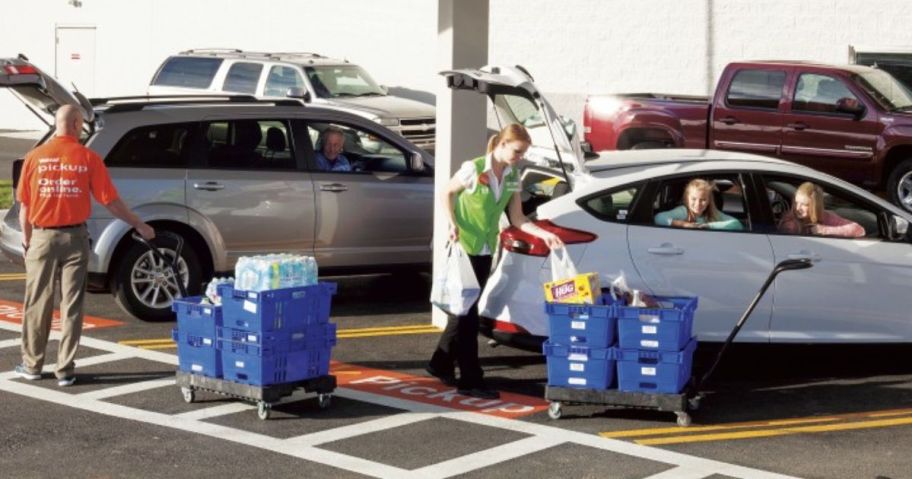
(21, 225, 89, 379)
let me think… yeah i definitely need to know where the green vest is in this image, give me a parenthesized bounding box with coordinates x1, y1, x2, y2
(455, 156, 521, 255)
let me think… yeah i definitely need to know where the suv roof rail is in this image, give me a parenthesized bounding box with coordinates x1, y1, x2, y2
(175, 49, 335, 62)
(90, 95, 305, 113)
(180, 48, 243, 54)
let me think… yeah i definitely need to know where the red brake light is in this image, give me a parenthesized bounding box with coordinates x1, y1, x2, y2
(3, 64, 37, 75)
(500, 219, 597, 257)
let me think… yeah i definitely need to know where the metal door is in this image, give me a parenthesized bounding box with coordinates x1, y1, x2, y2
(55, 26, 96, 96)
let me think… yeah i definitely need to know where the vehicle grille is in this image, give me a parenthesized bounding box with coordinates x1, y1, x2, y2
(395, 118, 435, 148)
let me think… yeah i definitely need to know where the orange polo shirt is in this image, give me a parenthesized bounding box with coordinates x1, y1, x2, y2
(16, 135, 119, 228)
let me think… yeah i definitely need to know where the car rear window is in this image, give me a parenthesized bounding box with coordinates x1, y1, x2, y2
(105, 123, 196, 168)
(222, 62, 263, 94)
(152, 57, 223, 89)
(726, 69, 786, 110)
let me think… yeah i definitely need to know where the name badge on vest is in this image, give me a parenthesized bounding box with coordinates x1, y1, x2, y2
(504, 179, 521, 193)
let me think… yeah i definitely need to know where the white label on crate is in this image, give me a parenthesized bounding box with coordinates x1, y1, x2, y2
(571, 321, 586, 330)
(247, 334, 257, 343)
(203, 307, 212, 315)
(641, 325, 658, 335)
(247, 291, 257, 299)
(570, 363, 585, 372)
(235, 360, 245, 368)
(292, 332, 305, 340)
(202, 338, 212, 346)
(292, 291, 307, 299)
(641, 340, 660, 348)
(568, 353, 588, 362)
(191, 364, 203, 372)
(641, 367, 657, 376)
(579, 314, 589, 320)
(568, 377, 587, 386)
(243, 300, 257, 314)
(639, 314, 661, 324)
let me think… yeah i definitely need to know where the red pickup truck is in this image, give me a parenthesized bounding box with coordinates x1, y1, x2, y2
(583, 61, 912, 211)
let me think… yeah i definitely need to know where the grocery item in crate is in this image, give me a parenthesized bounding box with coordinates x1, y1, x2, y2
(234, 254, 318, 292)
(544, 272, 601, 304)
(605, 271, 658, 307)
(204, 277, 234, 305)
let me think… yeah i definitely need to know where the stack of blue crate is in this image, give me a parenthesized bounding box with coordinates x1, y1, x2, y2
(172, 298, 223, 378)
(215, 282, 337, 386)
(542, 295, 620, 390)
(616, 296, 698, 394)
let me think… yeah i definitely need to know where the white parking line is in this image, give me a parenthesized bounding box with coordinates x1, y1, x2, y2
(0, 338, 20, 349)
(0, 320, 795, 479)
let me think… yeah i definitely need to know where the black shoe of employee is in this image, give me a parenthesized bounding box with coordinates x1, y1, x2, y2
(425, 365, 457, 387)
(457, 387, 500, 399)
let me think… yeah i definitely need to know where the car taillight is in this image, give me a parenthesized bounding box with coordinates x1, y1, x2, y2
(500, 219, 597, 257)
(3, 64, 37, 75)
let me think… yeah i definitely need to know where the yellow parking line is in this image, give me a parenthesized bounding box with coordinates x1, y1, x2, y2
(338, 327, 440, 339)
(0, 274, 26, 281)
(120, 339, 175, 346)
(636, 416, 912, 446)
(336, 324, 439, 334)
(601, 416, 840, 438)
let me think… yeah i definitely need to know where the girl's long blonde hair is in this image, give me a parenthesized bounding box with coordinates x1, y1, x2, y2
(487, 123, 532, 154)
(683, 178, 720, 222)
(794, 182, 825, 225)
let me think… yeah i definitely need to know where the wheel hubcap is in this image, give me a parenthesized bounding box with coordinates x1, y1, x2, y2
(898, 171, 912, 209)
(130, 248, 189, 309)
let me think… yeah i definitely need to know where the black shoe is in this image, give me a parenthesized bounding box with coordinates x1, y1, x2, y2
(457, 387, 500, 399)
(425, 366, 457, 387)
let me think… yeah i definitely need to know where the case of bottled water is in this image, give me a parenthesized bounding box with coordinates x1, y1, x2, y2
(233, 254, 319, 292)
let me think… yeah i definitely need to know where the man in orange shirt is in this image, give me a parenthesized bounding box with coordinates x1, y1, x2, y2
(14, 105, 155, 387)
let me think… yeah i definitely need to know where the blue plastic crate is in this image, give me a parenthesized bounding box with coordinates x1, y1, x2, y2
(218, 282, 336, 332)
(545, 294, 619, 348)
(217, 323, 337, 354)
(172, 297, 221, 339)
(172, 328, 222, 378)
(543, 341, 617, 390)
(617, 338, 697, 394)
(617, 296, 697, 351)
(220, 340, 333, 386)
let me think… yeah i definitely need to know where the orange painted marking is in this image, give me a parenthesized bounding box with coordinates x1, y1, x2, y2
(0, 299, 125, 330)
(330, 360, 548, 419)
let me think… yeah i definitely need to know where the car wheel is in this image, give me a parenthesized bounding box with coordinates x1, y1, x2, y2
(630, 141, 668, 150)
(887, 159, 912, 213)
(112, 232, 202, 321)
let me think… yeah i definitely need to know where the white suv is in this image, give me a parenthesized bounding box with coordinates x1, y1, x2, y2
(148, 49, 436, 151)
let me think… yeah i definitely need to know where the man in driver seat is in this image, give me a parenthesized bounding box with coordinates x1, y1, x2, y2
(315, 127, 352, 172)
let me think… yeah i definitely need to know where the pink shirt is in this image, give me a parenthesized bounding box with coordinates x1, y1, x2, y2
(778, 211, 865, 238)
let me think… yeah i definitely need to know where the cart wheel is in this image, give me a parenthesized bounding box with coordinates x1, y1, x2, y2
(318, 393, 332, 409)
(676, 412, 692, 427)
(257, 401, 272, 420)
(180, 387, 195, 404)
(547, 402, 562, 420)
(688, 396, 702, 411)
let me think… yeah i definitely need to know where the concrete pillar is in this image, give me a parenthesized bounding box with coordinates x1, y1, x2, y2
(433, 0, 489, 328)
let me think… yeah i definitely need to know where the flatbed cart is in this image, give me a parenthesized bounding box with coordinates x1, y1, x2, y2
(132, 232, 337, 420)
(545, 258, 812, 426)
(175, 371, 336, 420)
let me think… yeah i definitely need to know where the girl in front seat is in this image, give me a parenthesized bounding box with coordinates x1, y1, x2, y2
(778, 182, 865, 238)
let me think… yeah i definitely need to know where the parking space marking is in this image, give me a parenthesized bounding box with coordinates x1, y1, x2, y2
(173, 402, 256, 420)
(78, 377, 175, 400)
(602, 416, 841, 438)
(0, 338, 20, 349)
(0, 320, 794, 478)
(0, 300, 125, 330)
(0, 273, 26, 281)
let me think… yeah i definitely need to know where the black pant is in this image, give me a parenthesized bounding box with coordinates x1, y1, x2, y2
(429, 254, 492, 389)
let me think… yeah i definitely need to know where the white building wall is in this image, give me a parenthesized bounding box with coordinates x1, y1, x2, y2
(2, 0, 912, 131)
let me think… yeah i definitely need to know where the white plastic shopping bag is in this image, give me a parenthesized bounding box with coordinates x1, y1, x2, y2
(430, 242, 481, 316)
(549, 247, 578, 282)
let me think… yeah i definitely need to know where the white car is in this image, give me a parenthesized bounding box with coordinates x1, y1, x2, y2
(444, 66, 912, 348)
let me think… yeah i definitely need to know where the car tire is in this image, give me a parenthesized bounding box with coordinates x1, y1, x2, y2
(112, 232, 202, 322)
(887, 158, 912, 213)
(630, 141, 669, 150)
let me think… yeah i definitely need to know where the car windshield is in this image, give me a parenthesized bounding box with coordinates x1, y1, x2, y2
(853, 69, 912, 111)
(303, 65, 385, 98)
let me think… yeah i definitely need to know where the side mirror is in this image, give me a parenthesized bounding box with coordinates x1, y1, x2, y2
(410, 152, 425, 172)
(890, 214, 910, 241)
(286, 87, 312, 103)
(379, 85, 389, 95)
(836, 97, 865, 119)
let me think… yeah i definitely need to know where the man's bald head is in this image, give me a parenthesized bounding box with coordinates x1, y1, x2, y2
(55, 105, 83, 137)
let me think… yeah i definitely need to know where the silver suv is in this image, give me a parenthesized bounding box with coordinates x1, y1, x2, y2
(0, 56, 434, 321)
(148, 49, 437, 151)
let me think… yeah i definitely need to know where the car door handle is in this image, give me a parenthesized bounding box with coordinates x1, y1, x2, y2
(787, 252, 821, 262)
(193, 182, 224, 191)
(720, 116, 738, 125)
(647, 244, 684, 255)
(320, 183, 348, 193)
(787, 122, 808, 131)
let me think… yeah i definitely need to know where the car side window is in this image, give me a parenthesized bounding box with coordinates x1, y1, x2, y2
(761, 175, 880, 239)
(222, 62, 263, 94)
(646, 174, 751, 231)
(105, 123, 195, 168)
(725, 69, 787, 110)
(264, 65, 305, 97)
(792, 74, 859, 114)
(307, 122, 407, 173)
(580, 184, 642, 223)
(196, 119, 296, 170)
(152, 57, 223, 89)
